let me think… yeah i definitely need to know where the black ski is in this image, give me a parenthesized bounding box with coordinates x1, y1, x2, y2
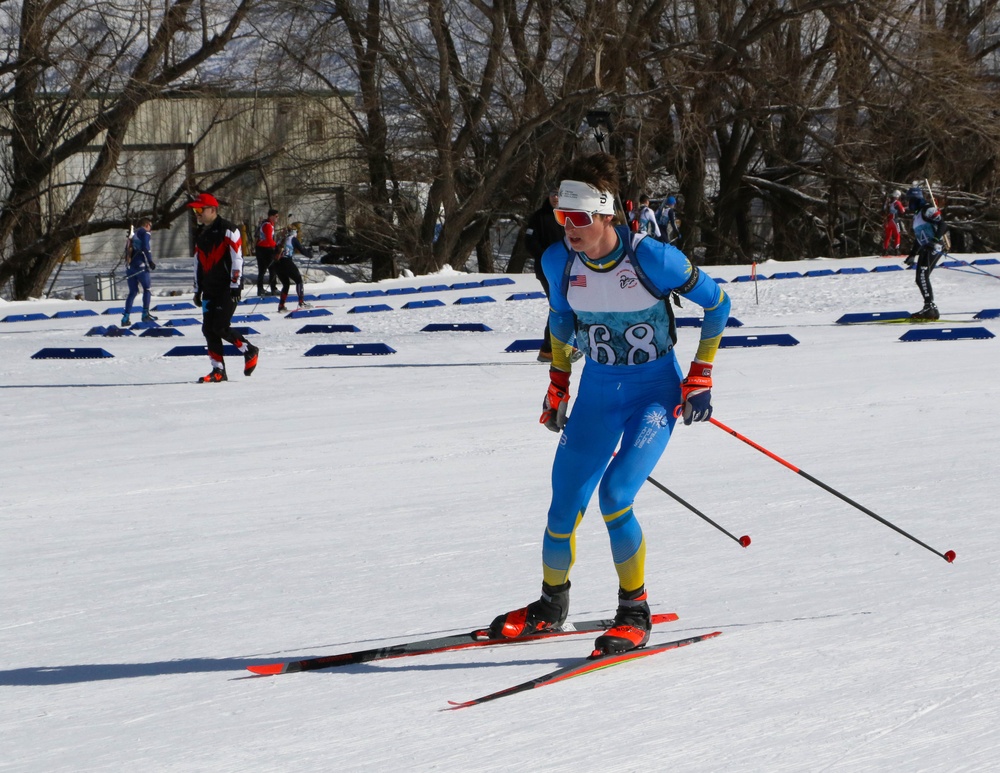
(247, 612, 679, 675)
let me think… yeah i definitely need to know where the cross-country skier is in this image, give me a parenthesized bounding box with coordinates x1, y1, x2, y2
(189, 193, 259, 382)
(273, 223, 313, 312)
(656, 195, 681, 243)
(903, 186, 948, 320)
(121, 217, 157, 326)
(489, 153, 731, 656)
(634, 194, 661, 239)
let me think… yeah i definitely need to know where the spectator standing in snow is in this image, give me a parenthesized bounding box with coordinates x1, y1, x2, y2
(189, 193, 259, 383)
(121, 217, 156, 326)
(524, 187, 565, 362)
(255, 208, 280, 296)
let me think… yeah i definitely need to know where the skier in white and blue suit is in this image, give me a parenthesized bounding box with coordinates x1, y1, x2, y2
(491, 153, 731, 656)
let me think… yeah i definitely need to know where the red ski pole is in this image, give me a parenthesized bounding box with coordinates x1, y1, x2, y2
(707, 416, 956, 563)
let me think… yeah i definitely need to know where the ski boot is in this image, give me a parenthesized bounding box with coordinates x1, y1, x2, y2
(910, 303, 939, 321)
(198, 367, 228, 383)
(489, 581, 570, 639)
(141, 310, 157, 322)
(592, 586, 652, 657)
(243, 343, 259, 376)
(120, 314, 131, 327)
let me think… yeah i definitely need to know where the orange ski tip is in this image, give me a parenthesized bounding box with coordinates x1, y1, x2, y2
(246, 663, 285, 676)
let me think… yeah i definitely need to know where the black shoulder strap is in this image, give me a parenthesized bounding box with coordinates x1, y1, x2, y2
(557, 236, 576, 297)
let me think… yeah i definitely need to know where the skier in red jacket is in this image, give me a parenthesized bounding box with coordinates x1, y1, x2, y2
(255, 208, 280, 296)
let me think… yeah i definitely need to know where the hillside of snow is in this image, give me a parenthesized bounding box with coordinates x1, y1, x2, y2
(2, 254, 998, 772)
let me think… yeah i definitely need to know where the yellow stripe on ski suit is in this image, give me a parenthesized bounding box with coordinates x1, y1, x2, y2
(542, 511, 583, 587)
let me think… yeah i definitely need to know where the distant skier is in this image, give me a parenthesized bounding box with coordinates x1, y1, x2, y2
(273, 223, 313, 312)
(882, 190, 905, 256)
(903, 186, 948, 320)
(189, 193, 259, 383)
(656, 195, 681, 243)
(121, 217, 156, 327)
(634, 194, 661, 239)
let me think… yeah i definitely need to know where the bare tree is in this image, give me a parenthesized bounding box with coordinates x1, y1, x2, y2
(10, 0, 1000, 298)
(271, 0, 606, 277)
(0, 0, 255, 299)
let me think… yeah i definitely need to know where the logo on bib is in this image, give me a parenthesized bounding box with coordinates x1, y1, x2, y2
(617, 267, 638, 290)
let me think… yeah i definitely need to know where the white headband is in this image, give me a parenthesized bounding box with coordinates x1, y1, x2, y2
(558, 180, 616, 216)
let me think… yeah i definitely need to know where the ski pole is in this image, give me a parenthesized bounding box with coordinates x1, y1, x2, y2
(614, 447, 751, 548)
(707, 416, 956, 563)
(940, 255, 1000, 281)
(645, 473, 751, 548)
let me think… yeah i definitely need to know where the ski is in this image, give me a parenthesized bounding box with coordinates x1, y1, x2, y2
(246, 612, 679, 675)
(874, 318, 977, 325)
(445, 630, 722, 710)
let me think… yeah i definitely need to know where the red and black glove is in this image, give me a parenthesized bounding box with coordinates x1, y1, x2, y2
(680, 361, 713, 425)
(539, 369, 571, 433)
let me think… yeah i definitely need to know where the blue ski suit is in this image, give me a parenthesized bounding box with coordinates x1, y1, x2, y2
(539, 226, 730, 592)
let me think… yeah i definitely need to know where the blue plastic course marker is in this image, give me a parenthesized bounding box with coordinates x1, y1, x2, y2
(505, 339, 546, 352)
(422, 323, 493, 332)
(32, 347, 113, 359)
(835, 311, 910, 325)
(304, 343, 396, 356)
(720, 334, 799, 348)
(899, 327, 995, 342)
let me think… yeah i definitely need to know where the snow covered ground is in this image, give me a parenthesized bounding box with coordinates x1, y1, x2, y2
(2, 254, 998, 772)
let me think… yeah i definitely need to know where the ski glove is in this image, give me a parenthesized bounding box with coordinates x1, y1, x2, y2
(231, 286, 242, 301)
(193, 291, 202, 307)
(540, 369, 571, 433)
(147, 260, 156, 271)
(680, 361, 713, 425)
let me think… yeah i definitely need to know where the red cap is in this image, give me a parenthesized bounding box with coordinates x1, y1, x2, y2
(187, 193, 219, 209)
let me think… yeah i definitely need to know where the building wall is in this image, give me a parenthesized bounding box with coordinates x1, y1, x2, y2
(2, 90, 361, 265)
